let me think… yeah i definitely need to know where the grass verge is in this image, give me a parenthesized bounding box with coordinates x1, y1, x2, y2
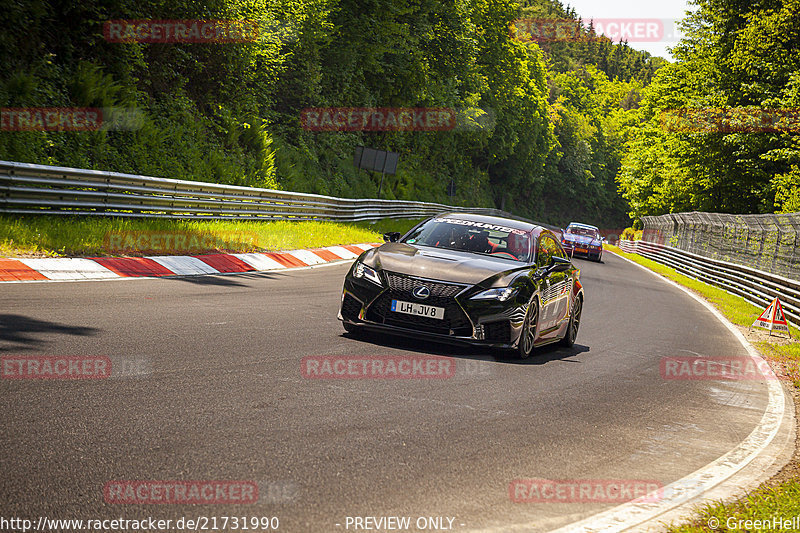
(606, 244, 800, 532)
(0, 215, 424, 258)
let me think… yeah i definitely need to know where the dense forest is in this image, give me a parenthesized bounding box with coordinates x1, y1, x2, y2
(2, 0, 796, 227)
(618, 0, 800, 218)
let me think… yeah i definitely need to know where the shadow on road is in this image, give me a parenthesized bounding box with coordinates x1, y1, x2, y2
(161, 271, 290, 287)
(0, 314, 99, 351)
(341, 329, 589, 365)
(503, 342, 590, 365)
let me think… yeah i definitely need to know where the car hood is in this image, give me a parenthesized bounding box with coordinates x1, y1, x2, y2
(564, 234, 601, 246)
(362, 243, 524, 286)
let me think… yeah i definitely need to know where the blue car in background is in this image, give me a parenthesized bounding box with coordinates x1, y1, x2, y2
(561, 222, 603, 262)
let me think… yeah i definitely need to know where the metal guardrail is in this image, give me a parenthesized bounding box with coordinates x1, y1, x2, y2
(619, 239, 800, 325)
(641, 211, 800, 280)
(0, 160, 510, 223)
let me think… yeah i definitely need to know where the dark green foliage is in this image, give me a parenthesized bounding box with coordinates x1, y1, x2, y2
(619, 0, 800, 218)
(0, 0, 653, 228)
(0, 0, 280, 187)
(517, 0, 668, 84)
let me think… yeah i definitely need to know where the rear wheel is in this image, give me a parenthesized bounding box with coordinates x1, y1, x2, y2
(517, 300, 539, 359)
(561, 296, 582, 347)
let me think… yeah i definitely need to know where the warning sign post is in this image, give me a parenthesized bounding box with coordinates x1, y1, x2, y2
(750, 297, 792, 337)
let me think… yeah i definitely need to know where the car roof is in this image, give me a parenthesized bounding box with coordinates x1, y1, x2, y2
(566, 222, 599, 230)
(436, 212, 545, 235)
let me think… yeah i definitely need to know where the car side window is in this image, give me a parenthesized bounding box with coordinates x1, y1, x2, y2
(537, 235, 566, 267)
(551, 238, 566, 259)
(536, 236, 555, 268)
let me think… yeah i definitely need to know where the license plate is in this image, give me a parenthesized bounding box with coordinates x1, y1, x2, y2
(576, 248, 588, 253)
(391, 300, 445, 320)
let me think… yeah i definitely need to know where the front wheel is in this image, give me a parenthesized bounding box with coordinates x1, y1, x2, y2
(560, 296, 582, 347)
(517, 300, 539, 359)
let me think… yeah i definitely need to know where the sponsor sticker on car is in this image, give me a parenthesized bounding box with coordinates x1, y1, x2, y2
(432, 217, 528, 235)
(391, 300, 445, 320)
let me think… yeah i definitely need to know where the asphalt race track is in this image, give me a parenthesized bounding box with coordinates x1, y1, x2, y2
(0, 253, 774, 531)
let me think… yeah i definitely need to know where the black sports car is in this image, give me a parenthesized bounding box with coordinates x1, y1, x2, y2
(338, 213, 584, 358)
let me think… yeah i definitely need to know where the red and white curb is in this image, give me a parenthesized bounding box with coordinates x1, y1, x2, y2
(0, 243, 378, 282)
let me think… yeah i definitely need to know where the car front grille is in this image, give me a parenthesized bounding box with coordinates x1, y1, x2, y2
(385, 273, 465, 298)
(367, 273, 472, 336)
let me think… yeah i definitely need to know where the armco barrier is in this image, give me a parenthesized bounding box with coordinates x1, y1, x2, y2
(641, 212, 800, 279)
(0, 160, 520, 223)
(619, 240, 800, 324)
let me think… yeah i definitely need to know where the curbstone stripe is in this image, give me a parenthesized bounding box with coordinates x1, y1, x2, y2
(0, 244, 379, 283)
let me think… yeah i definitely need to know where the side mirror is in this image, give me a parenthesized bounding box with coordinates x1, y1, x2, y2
(548, 255, 572, 272)
(383, 232, 402, 243)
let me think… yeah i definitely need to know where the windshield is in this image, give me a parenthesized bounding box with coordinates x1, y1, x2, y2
(565, 225, 600, 239)
(402, 217, 532, 262)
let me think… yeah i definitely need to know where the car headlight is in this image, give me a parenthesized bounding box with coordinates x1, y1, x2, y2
(470, 287, 518, 302)
(353, 261, 382, 286)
